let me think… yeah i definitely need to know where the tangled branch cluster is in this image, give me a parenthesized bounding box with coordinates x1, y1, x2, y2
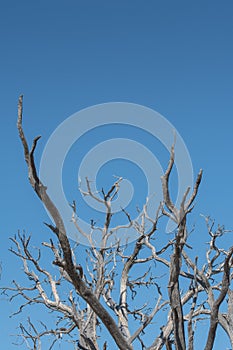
(2, 97, 233, 350)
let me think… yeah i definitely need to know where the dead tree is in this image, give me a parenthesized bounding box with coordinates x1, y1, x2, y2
(2, 96, 233, 349)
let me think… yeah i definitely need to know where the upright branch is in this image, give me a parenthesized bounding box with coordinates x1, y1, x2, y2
(161, 145, 203, 350)
(204, 247, 233, 350)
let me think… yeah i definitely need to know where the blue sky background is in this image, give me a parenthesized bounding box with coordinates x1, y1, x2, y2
(0, 1, 233, 349)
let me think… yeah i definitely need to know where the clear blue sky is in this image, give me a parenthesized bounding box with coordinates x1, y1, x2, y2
(0, 1, 233, 349)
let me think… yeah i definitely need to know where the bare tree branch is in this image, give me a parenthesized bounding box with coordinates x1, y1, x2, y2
(6, 96, 231, 350)
(16, 96, 133, 350)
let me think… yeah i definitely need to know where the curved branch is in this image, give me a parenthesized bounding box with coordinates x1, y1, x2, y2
(17, 96, 133, 350)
